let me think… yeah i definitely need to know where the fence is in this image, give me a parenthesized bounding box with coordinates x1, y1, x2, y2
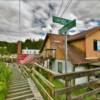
(19, 63, 100, 100)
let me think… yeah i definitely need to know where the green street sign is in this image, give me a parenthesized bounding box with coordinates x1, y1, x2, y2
(59, 20, 76, 34)
(53, 16, 71, 25)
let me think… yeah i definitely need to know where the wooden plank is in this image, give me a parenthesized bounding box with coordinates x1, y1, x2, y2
(55, 80, 99, 96)
(34, 63, 58, 77)
(54, 68, 100, 80)
(72, 88, 100, 100)
(21, 65, 55, 92)
(23, 65, 55, 97)
(32, 68, 55, 91)
(31, 73, 54, 100)
(24, 66, 31, 73)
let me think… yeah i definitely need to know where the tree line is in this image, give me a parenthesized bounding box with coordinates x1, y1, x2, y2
(0, 39, 44, 55)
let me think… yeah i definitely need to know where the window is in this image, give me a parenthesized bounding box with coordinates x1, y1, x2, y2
(58, 62, 63, 73)
(94, 40, 100, 51)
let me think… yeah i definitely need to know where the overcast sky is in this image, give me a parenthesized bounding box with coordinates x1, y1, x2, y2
(0, 0, 100, 42)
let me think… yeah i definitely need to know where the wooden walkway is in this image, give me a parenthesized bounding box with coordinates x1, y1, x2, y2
(6, 64, 43, 100)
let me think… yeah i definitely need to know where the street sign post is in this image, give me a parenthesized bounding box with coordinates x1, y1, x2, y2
(53, 16, 76, 74)
(53, 16, 71, 25)
(53, 16, 76, 99)
(59, 20, 76, 34)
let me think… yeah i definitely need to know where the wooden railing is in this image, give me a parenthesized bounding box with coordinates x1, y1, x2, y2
(19, 63, 100, 100)
(19, 63, 55, 100)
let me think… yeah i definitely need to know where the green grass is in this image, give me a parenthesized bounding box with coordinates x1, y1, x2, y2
(52, 80, 99, 100)
(72, 88, 87, 96)
(53, 79, 64, 89)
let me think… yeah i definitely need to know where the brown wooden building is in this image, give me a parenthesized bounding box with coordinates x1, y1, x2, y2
(40, 27, 100, 84)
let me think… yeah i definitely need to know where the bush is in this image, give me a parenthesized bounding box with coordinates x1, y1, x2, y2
(0, 62, 11, 100)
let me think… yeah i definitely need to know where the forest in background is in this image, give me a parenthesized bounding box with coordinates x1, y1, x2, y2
(0, 39, 44, 55)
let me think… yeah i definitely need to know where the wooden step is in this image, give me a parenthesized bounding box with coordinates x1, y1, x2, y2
(6, 93, 34, 100)
(8, 87, 30, 94)
(6, 65, 43, 100)
(7, 90, 32, 98)
(8, 84, 29, 90)
(9, 82, 28, 87)
(10, 80, 27, 84)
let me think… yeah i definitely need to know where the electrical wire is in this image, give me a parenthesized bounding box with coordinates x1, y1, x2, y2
(60, 0, 72, 17)
(56, 0, 64, 17)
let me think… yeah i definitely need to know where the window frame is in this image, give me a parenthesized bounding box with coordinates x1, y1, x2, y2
(94, 40, 100, 51)
(58, 61, 63, 73)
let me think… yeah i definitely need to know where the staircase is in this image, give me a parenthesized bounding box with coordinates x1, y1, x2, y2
(6, 79, 35, 100)
(6, 64, 43, 100)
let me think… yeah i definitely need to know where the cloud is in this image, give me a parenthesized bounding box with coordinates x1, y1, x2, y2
(0, 0, 100, 42)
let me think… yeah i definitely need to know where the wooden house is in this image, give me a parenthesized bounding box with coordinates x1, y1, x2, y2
(40, 27, 100, 84)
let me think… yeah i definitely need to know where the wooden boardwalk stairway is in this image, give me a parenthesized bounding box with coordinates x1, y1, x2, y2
(6, 64, 43, 100)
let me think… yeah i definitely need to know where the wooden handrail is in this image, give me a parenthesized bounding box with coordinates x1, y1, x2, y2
(34, 63, 59, 77)
(19, 64, 100, 100)
(32, 68, 55, 90)
(54, 79, 99, 96)
(22, 65, 55, 90)
(31, 73, 54, 100)
(21, 64, 55, 99)
(73, 88, 100, 100)
(54, 68, 100, 80)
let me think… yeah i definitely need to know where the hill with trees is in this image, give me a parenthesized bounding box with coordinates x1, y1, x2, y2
(0, 39, 44, 55)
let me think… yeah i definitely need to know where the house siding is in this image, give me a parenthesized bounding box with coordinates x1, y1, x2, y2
(56, 48, 65, 60)
(69, 39, 85, 53)
(86, 30, 100, 59)
(51, 60, 74, 73)
(51, 60, 88, 85)
(75, 66, 88, 85)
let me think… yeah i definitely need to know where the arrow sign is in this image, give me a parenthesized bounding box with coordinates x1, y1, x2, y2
(59, 20, 76, 34)
(53, 16, 71, 25)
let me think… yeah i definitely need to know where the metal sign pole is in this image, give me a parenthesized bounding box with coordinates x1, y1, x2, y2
(65, 32, 72, 100)
(65, 31, 67, 73)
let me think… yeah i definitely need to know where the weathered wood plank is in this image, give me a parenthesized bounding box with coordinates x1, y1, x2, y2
(55, 80, 99, 96)
(32, 68, 55, 90)
(23, 65, 55, 93)
(72, 88, 100, 100)
(31, 73, 54, 100)
(54, 68, 100, 80)
(34, 63, 58, 76)
(20, 64, 100, 100)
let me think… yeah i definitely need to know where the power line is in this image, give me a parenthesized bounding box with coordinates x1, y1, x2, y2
(60, 0, 72, 17)
(56, 0, 64, 16)
(19, 0, 21, 32)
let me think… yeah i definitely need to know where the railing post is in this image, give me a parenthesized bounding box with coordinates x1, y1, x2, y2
(48, 73, 53, 82)
(51, 88, 55, 99)
(65, 80, 72, 100)
(47, 73, 55, 98)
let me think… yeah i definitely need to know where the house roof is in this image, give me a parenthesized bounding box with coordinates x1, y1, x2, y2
(67, 26, 100, 42)
(40, 26, 100, 53)
(39, 33, 64, 53)
(40, 26, 100, 65)
(67, 45, 87, 64)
